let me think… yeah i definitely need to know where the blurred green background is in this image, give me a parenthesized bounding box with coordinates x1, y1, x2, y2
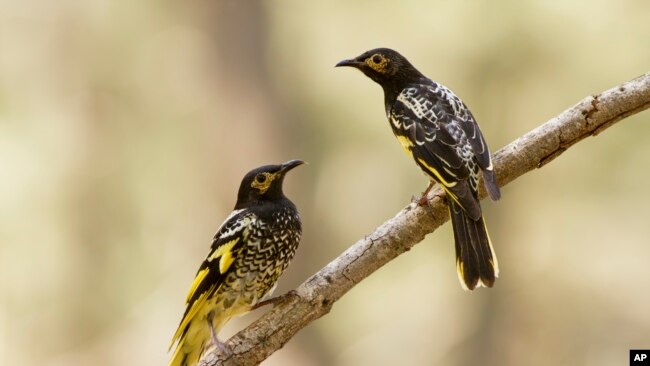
(1, 1, 649, 365)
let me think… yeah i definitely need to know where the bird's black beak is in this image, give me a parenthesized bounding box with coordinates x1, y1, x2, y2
(279, 159, 306, 173)
(335, 58, 362, 68)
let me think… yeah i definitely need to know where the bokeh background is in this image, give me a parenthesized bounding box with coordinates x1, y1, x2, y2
(1, 1, 649, 365)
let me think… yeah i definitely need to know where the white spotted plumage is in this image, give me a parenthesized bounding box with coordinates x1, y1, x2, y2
(336, 47, 500, 290)
(169, 161, 304, 366)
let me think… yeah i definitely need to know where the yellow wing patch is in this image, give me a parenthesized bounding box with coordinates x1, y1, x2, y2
(170, 286, 214, 349)
(208, 238, 239, 274)
(219, 249, 235, 274)
(416, 158, 457, 188)
(416, 158, 463, 207)
(185, 268, 209, 303)
(169, 335, 185, 362)
(395, 135, 414, 158)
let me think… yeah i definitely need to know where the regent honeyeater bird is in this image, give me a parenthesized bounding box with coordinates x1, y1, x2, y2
(336, 48, 500, 290)
(169, 160, 305, 366)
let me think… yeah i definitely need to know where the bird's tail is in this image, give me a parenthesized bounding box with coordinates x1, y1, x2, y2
(450, 200, 499, 290)
(168, 323, 210, 366)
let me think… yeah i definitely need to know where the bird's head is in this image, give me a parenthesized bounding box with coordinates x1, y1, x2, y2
(335, 48, 423, 86)
(235, 159, 305, 208)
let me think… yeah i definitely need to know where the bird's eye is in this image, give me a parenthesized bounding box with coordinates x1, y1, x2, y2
(372, 54, 383, 64)
(255, 174, 266, 183)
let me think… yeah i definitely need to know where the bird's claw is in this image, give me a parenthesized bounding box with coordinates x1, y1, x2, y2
(417, 194, 430, 206)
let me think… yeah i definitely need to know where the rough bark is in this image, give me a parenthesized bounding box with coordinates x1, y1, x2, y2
(199, 73, 650, 366)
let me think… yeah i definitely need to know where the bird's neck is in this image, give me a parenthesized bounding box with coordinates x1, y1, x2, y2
(382, 82, 402, 110)
(235, 195, 293, 211)
(381, 74, 427, 111)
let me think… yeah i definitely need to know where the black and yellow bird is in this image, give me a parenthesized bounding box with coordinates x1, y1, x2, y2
(169, 160, 305, 366)
(336, 48, 500, 290)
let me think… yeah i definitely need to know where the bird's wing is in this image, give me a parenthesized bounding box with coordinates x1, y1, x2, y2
(390, 85, 470, 186)
(429, 84, 493, 171)
(169, 209, 254, 349)
(429, 83, 501, 200)
(390, 84, 485, 218)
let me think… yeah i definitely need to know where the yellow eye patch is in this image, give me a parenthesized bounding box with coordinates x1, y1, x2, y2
(366, 53, 389, 74)
(250, 172, 277, 193)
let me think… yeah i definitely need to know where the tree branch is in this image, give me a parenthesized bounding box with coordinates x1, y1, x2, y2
(199, 73, 650, 366)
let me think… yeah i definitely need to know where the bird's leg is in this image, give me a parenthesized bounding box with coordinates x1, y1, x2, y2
(206, 313, 229, 355)
(416, 182, 435, 206)
(250, 290, 296, 311)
